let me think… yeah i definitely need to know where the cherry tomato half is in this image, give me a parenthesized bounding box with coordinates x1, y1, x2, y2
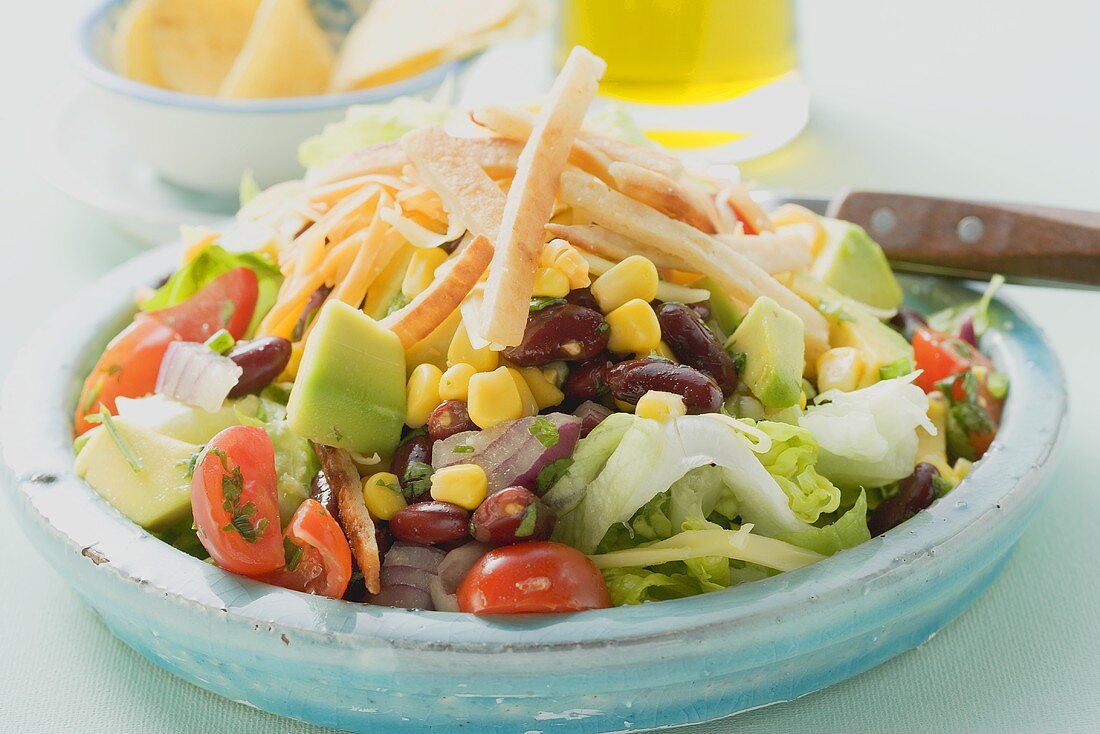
(74, 315, 180, 435)
(146, 266, 259, 342)
(457, 541, 611, 614)
(912, 326, 994, 393)
(263, 499, 352, 599)
(192, 426, 283, 576)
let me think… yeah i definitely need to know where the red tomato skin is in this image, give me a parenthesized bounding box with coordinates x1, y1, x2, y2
(263, 499, 352, 599)
(192, 426, 283, 576)
(912, 327, 997, 393)
(74, 315, 180, 435)
(457, 541, 612, 615)
(146, 267, 259, 342)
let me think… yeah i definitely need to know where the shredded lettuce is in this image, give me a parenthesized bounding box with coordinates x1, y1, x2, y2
(755, 421, 841, 523)
(298, 96, 455, 169)
(927, 274, 1005, 337)
(779, 492, 871, 555)
(541, 412, 635, 516)
(799, 375, 934, 490)
(141, 245, 283, 338)
(549, 414, 811, 554)
(582, 106, 653, 147)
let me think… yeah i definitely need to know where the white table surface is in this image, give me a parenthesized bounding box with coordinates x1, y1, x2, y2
(2, 1, 1099, 732)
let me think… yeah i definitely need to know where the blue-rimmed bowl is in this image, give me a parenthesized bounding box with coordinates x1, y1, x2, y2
(1, 242, 1066, 733)
(76, 0, 469, 193)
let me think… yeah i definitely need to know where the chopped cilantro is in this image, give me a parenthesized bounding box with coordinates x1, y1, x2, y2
(283, 537, 304, 572)
(729, 350, 747, 374)
(386, 291, 410, 316)
(596, 320, 610, 333)
(514, 504, 538, 538)
(452, 444, 475, 454)
(530, 296, 567, 312)
(402, 461, 434, 499)
(529, 417, 559, 448)
(91, 408, 142, 473)
(536, 458, 573, 493)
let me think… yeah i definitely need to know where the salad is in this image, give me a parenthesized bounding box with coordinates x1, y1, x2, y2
(72, 48, 1008, 614)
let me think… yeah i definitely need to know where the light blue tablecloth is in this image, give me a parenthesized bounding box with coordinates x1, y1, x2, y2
(3, 2, 1099, 732)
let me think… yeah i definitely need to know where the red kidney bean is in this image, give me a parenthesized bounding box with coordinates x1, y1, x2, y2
(292, 285, 332, 341)
(427, 400, 477, 441)
(565, 287, 600, 311)
(227, 337, 292, 398)
(391, 433, 434, 500)
(606, 358, 723, 414)
(657, 303, 738, 396)
(470, 487, 556, 545)
(309, 470, 339, 519)
(503, 304, 609, 366)
(563, 355, 614, 400)
(389, 501, 470, 545)
(868, 463, 940, 535)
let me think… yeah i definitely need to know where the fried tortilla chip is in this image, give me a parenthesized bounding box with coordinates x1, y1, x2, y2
(111, 0, 166, 87)
(314, 443, 380, 595)
(148, 0, 261, 96)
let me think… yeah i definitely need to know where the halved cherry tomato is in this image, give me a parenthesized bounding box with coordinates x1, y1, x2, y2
(457, 541, 611, 614)
(192, 426, 283, 576)
(263, 499, 352, 599)
(146, 267, 259, 342)
(912, 326, 994, 393)
(74, 315, 180, 435)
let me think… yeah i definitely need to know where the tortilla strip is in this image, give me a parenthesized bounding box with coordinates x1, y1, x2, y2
(402, 127, 507, 238)
(381, 234, 495, 348)
(305, 140, 408, 186)
(470, 105, 683, 181)
(607, 161, 716, 233)
(479, 47, 606, 347)
(558, 171, 830, 358)
(547, 223, 811, 276)
(716, 183, 775, 235)
(313, 443, 380, 595)
(470, 106, 614, 184)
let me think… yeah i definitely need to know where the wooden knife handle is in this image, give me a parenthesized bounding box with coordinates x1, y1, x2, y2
(830, 191, 1100, 286)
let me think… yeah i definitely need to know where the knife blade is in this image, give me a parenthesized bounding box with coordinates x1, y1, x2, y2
(753, 190, 1100, 288)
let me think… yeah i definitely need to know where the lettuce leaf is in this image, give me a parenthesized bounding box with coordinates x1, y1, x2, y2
(141, 245, 283, 338)
(298, 96, 455, 169)
(541, 412, 635, 516)
(755, 421, 841, 523)
(799, 375, 934, 490)
(582, 106, 653, 147)
(779, 492, 871, 555)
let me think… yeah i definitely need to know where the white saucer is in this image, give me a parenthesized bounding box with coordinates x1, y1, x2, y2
(41, 93, 237, 245)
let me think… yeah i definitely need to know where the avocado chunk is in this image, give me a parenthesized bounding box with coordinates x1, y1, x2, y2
(114, 395, 240, 445)
(286, 301, 406, 456)
(74, 418, 198, 531)
(812, 219, 903, 310)
(727, 297, 805, 409)
(696, 276, 743, 338)
(789, 273, 914, 387)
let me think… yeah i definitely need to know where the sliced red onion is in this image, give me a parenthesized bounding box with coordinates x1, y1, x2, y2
(429, 542, 493, 612)
(574, 400, 613, 437)
(958, 310, 977, 347)
(366, 542, 444, 610)
(432, 413, 582, 493)
(155, 342, 242, 413)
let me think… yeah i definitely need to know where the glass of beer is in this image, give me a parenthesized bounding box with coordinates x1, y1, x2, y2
(558, 0, 808, 162)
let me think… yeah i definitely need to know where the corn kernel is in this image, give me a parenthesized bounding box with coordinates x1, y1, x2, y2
(439, 362, 477, 401)
(362, 472, 406, 520)
(816, 347, 865, 393)
(652, 340, 678, 362)
(447, 321, 499, 372)
(606, 298, 662, 355)
(532, 267, 571, 298)
(635, 390, 687, 421)
(591, 255, 659, 313)
(279, 341, 304, 381)
(467, 367, 524, 428)
(506, 368, 540, 417)
(430, 464, 488, 510)
(402, 247, 449, 298)
(518, 366, 565, 409)
(540, 239, 590, 288)
(405, 363, 443, 428)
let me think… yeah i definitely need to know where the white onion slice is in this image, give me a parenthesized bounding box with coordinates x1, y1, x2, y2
(155, 342, 242, 413)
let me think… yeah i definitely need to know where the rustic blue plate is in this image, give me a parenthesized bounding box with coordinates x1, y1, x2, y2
(1, 244, 1066, 733)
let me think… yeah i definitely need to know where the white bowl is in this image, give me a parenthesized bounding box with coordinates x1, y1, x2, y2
(75, 0, 466, 193)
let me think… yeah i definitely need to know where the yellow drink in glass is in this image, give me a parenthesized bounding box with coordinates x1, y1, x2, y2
(558, 0, 805, 160)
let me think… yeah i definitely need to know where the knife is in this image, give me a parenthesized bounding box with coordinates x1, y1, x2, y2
(753, 190, 1100, 288)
